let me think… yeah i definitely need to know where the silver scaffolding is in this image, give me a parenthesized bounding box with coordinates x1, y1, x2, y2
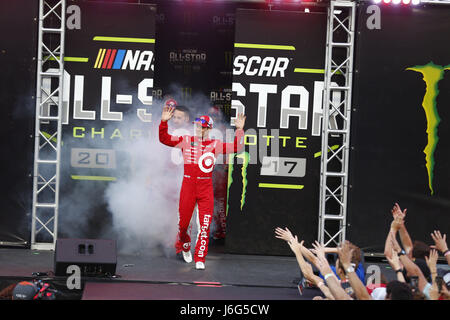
(318, 0, 356, 247)
(31, 0, 66, 250)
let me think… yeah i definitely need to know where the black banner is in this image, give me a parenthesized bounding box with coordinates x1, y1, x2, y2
(0, 0, 38, 246)
(348, 3, 450, 250)
(154, 2, 236, 114)
(58, 1, 156, 238)
(225, 9, 327, 255)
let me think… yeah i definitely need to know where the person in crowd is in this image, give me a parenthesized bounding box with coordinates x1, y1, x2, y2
(425, 248, 450, 300)
(275, 201, 449, 300)
(430, 230, 450, 266)
(275, 227, 365, 283)
(384, 203, 431, 282)
(171, 105, 191, 130)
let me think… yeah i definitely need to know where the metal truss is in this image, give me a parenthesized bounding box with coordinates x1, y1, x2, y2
(31, 0, 66, 250)
(318, 0, 356, 247)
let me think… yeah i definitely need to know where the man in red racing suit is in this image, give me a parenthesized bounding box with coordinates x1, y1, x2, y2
(159, 105, 246, 270)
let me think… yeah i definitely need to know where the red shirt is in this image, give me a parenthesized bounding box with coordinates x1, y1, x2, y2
(159, 120, 244, 178)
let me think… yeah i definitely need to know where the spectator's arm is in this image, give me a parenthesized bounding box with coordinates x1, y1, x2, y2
(386, 248, 406, 282)
(316, 282, 335, 300)
(398, 225, 414, 259)
(384, 229, 395, 260)
(425, 249, 438, 282)
(159, 119, 183, 148)
(312, 241, 352, 300)
(391, 203, 413, 258)
(425, 249, 440, 300)
(392, 236, 428, 292)
(338, 241, 372, 300)
(287, 237, 335, 300)
(431, 230, 450, 266)
(384, 206, 404, 259)
(275, 227, 318, 266)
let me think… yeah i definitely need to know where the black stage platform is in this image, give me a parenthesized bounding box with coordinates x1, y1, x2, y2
(2, 243, 435, 300)
(0, 243, 316, 300)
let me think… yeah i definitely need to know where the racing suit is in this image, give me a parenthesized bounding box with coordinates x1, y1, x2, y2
(159, 120, 244, 263)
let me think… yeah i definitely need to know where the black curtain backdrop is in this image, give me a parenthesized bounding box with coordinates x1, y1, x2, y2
(59, 1, 156, 239)
(348, 3, 450, 251)
(0, 0, 38, 246)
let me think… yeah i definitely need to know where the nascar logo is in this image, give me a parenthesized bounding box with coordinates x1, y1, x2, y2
(94, 49, 154, 71)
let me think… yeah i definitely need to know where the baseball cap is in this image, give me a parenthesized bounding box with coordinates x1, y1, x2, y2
(193, 115, 213, 128)
(371, 287, 387, 300)
(12, 281, 39, 300)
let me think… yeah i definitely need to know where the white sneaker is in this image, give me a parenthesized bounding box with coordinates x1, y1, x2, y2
(182, 250, 192, 263)
(195, 262, 205, 270)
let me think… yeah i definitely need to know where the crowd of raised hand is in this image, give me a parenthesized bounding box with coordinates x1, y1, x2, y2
(275, 203, 450, 300)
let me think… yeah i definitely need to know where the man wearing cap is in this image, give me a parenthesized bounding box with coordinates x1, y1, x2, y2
(159, 104, 246, 270)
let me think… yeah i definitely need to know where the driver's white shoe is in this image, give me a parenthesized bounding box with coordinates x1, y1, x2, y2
(182, 250, 192, 263)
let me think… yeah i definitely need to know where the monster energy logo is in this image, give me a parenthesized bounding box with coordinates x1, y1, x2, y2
(226, 152, 250, 215)
(406, 62, 450, 195)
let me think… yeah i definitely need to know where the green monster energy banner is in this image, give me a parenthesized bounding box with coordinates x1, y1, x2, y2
(348, 3, 450, 250)
(225, 9, 327, 255)
(56, 1, 156, 238)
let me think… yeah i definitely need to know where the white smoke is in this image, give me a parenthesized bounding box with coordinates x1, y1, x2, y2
(103, 114, 181, 256)
(103, 89, 216, 256)
(57, 86, 227, 256)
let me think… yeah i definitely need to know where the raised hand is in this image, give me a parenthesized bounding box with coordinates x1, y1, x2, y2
(161, 105, 175, 122)
(274, 227, 294, 242)
(391, 202, 407, 219)
(425, 249, 439, 275)
(337, 241, 354, 269)
(234, 113, 246, 130)
(287, 236, 303, 254)
(311, 241, 331, 275)
(311, 241, 327, 260)
(390, 214, 404, 232)
(430, 230, 448, 253)
(386, 248, 402, 271)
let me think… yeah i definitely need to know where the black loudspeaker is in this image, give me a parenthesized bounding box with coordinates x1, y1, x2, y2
(54, 238, 117, 277)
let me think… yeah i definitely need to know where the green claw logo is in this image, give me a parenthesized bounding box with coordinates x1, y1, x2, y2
(406, 62, 450, 195)
(226, 152, 250, 214)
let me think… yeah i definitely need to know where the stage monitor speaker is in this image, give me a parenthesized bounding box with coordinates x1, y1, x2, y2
(54, 238, 117, 277)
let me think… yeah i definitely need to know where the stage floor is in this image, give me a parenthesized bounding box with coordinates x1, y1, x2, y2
(3, 244, 445, 300)
(0, 243, 313, 300)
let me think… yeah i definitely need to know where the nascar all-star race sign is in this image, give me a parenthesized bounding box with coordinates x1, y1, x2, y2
(55, 2, 156, 237)
(225, 9, 328, 255)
